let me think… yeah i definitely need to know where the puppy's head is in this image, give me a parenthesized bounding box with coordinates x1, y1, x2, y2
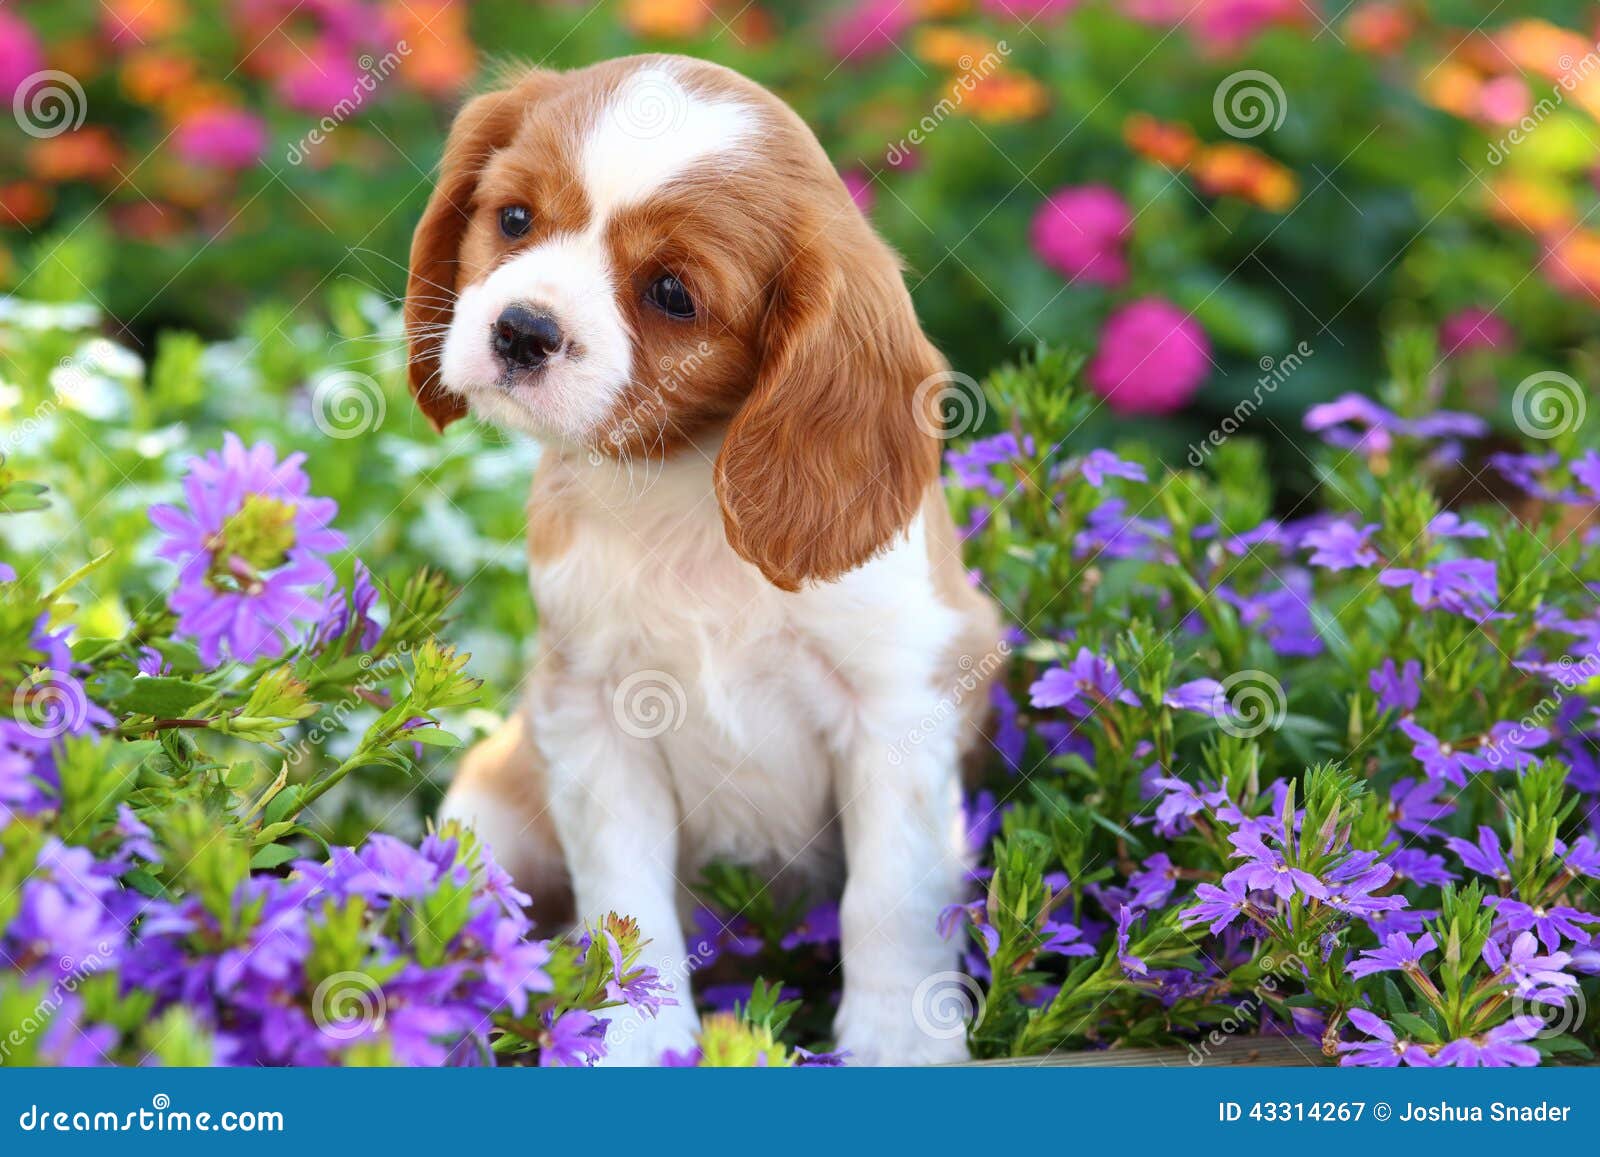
(406, 55, 943, 589)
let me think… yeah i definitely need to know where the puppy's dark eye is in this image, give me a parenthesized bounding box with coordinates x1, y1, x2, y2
(499, 205, 533, 239)
(645, 274, 695, 320)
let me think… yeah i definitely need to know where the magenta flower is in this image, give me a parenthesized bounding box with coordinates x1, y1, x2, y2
(174, 107, 268, 171)
(826, 0, 916, 61)
(840, 169, 875, 214)
(0, 9, 44, 102)
(1438, 307, 1514, 358)
(1085, 298, 1212, 415)
(1030, 185, 1133, 287)
(980, 0, 1082, 18)
(150, 434, 346, 665)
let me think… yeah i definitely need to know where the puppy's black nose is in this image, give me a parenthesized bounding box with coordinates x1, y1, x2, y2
(492, 305, 563, 370)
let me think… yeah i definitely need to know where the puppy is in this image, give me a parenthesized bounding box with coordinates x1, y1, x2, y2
(408, 55, 1001, 1065)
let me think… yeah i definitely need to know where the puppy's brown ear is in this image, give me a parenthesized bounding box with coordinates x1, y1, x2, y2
(405, 74, 552, 431)
(714, 225, 943, 591)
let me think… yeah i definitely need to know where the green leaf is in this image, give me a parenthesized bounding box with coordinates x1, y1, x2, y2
(112, 677, 211, 717)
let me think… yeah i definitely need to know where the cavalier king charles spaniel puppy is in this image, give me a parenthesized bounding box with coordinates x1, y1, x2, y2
(407, 55, 1001, 1065)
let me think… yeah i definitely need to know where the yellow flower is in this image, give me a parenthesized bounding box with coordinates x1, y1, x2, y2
(623, 0, 715, 39)
(1124, 114, 1199, 169)
(915, 27, 998, 71)
(1486, 174, 1575, 234)
(1192, 143, 1299, 212)
(958, 70, 1048, 124)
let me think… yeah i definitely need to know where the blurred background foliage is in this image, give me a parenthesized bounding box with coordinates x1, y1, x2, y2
(3, 0, 1600, 482)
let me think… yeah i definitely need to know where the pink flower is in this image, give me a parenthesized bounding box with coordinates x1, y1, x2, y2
(1197, 0, 1304, 50)
(980, 0, 1082, 18)
(1438, 308, 1514, 358)
(1478, 76, 1532, 126)
(1086, 298, 1212, 415)
(1030, 185, 1133, 287)
(840, 169, 875, 214)
(274, 39, 365, 114)
(175, 108, 268, 171)
(0, 10, 45, 102)
(827, 0, 918, 62)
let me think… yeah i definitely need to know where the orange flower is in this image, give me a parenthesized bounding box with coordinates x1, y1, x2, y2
(915, 27, 998, 71)
(1124, 114, 1199, 169)
(1192, 143, 1299, 212)
(1486, 174, 1575, 234)
(120, 51, 197, 108)
(623, 0, 714, 39)
(958, 70, 1048, 124)
(0, 182, 53, 229)
(1345, 2, 1413, 56)
(389, 0, 477, 96)
(1543, 229, 1600, 301)
(101, 0, 186, 46)
(26, 128, 124, 185)
(918, 0, 972, 17)
(1496, 18, 1591, 81)
(1418, 60, 1485, 119)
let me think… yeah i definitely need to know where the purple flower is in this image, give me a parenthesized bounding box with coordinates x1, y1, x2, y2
(1483, 932, 1579, 1003)
(1475, 720, 1551, 772)
(1224, 852, 1328, 902)
(1180, 875, 1256, 935)
(946, 433, 1031, 497)
(1378, 558, 1499, 621)
(150, 434, 346, 665)
(1149, 775, 1228, 838)
(1216, 574, 1323, 656)
(779, 902, 841, 951)
(1398, 720, 1477, 788)
(1434, 1017, 1545, 1067)
(1429, 512, 1488, 539)
(1029, 647, 1139, 717)
(1445, 827, 1511, 883)
(1079, 449, 1146, 487)
(1162, 679, 1225, 715)
(1386, 848, 1456, 887)
(1037, 918, 1096, 958)
(1369, 659, 1421, 714)
(1115, 907, 1148, 977)
(1302, 521, 1379, 570)
(541, 1009, 607, 1067)
(1337, 1008, 1430, 1067)
(1487, 898, 1599, 952)
(1388, 778, 1453, 839)
(1348, 931, 1436, 979)
(1128, 853, 1180, 910)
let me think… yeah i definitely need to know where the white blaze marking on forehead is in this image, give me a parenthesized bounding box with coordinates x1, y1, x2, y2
(582, 64, 755, 225)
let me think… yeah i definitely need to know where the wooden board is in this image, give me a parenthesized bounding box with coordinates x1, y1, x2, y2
(968, 1036, 1327, 1067)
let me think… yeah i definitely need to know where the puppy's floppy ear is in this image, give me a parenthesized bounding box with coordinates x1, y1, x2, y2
(714, 226, 943, 591)
(405, 73, 552, 431)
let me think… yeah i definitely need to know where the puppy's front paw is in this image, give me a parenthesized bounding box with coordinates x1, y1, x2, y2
(594, 1002, 701, 1067)
(834, 976, 976, 1066)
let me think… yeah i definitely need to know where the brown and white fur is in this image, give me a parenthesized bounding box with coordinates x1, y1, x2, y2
(407, 55, 1001, 1065)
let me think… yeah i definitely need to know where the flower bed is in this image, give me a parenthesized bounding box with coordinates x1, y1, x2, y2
(3, 286, 1598, 1064)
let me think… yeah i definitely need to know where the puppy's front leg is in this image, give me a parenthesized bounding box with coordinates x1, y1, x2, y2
(540, 687, 700, 1066)
(833, 726, 971, 1066)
